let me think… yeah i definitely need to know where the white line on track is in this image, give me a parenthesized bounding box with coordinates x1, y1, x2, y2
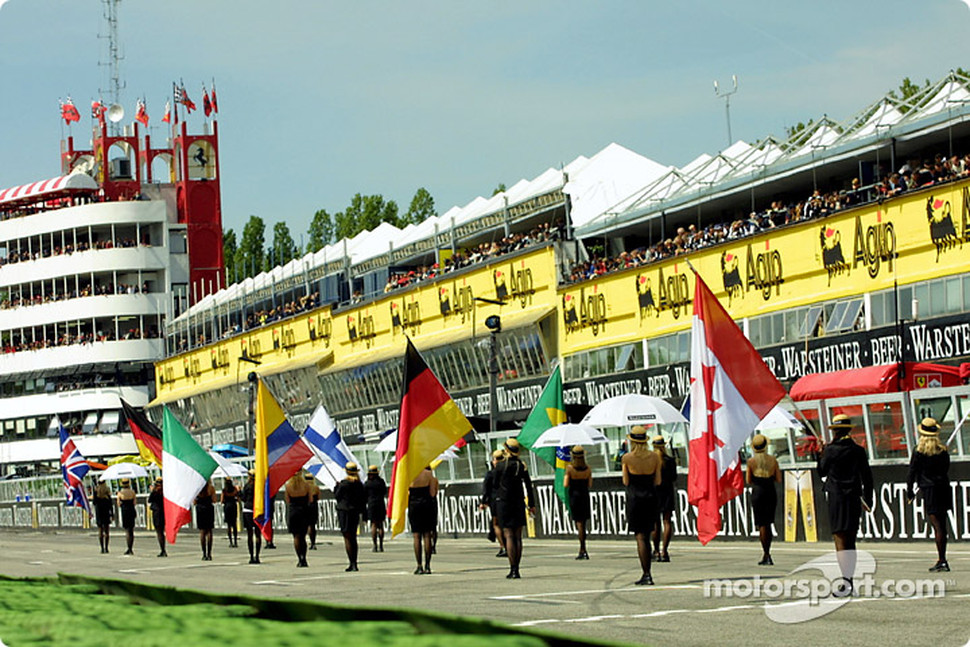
(490, 584, 701, 601)
(252, 571, 413, 586)
(118, 562, 244, 573)
(513, 590, 958, 626)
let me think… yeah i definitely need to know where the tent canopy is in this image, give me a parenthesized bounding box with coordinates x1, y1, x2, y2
(790, 362, 969, 401)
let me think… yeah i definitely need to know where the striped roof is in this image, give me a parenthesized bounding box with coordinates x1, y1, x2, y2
(0, 173, 98, 206)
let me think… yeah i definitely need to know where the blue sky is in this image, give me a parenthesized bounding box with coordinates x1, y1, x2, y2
(1, 1, 968, 238)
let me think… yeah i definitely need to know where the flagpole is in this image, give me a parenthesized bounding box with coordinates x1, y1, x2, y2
(945, 408, 970, 446)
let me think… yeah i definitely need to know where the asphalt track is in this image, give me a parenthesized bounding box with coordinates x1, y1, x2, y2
(0, 529, 967, 646)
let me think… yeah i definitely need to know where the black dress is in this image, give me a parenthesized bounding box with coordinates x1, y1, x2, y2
(364, 476, 387, 524)
(93, 494, 113, 528)
(493, 458, 535, 530)
(306, 488, 320, 528)
(287, 493, 309, 536)
(567, 468, 591, 523)
(222, 488, 238, 528)
(625, 473, 658, 534)
(241, 481, 256, 529)
(408, 485, 436, 533)
(119, 497, 136, 530)
(335, 479, 365, 534)
(148, 489, 165, 531)
(818, 437, 873, 535)
(907, 450, 951, 515)
(656, 454, 677, 515)
(195, 491, 215, 531)
(750, 475, 777, 527)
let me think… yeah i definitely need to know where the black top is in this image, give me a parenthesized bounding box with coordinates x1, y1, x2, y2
(334, 479, 366, 513)
(493, 457, 536, 506)
(658, 454, 677, 489)
(907, 450, 950, 497)
(147, 489, 164, 513)
(241, 480, 255, 512)
(818, 437, 873, 507)
(480, 468, 496, 507)
(363, 476, 387, 506)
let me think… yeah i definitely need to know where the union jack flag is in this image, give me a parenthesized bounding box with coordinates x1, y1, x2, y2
(59, 422, 92, 515)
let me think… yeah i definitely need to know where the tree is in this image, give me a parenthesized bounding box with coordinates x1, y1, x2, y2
(266, 221, 299, 271)
(334, 194, 400, 240)
(403, 187, 437, 226)
(785, 119, 814, 140)
(307, 209, 334, 252)
(222, 228, 238, 283)
(889, 77, 930, 113)
(491, 183, 507, 197)
(235, 215, 265, 279)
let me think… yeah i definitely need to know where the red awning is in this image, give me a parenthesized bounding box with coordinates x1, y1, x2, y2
(790, 362, 969, 401)
(0, 173, 98, 207)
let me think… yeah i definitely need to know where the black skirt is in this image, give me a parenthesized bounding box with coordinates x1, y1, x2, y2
(94, 498, 113, 528)
(337, 510, 360, 534)
(826, 490, 862, 535)
(367, 502, 386, 524)
(626, 474, 658, 534)
(223, 502, 238, 527)
(242, 511, 256, 530)
(120, 500, 136, 530)
(409, 487, 437, 533)
(288, 500, 309, 536)
(568, 480, 591, 523)
(196, 501, 215, 531)
(656, 484, 676, 515)
(919, 485, 952, 516)
(750, 476, 777, 527)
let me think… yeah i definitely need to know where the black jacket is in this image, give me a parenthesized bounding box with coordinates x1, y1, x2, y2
(818, 437, 873, 507)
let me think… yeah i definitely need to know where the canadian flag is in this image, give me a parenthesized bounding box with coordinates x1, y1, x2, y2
(60, 97, 80, 124)
(687, 272, 785, 544)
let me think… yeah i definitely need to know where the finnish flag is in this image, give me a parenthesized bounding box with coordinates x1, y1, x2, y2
(302, 405, 360, 491)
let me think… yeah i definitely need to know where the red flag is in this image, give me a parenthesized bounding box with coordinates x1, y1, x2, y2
(60, 98, 80, 124)
(91, 100, 106, 120)
(203, 86, 212, 117)
(687, 272, 785, 545)
(210, 81, 218, 113)
(135, 99, 149, 127)
(180, 84, 196, 112)
(161, 101, 171, 124)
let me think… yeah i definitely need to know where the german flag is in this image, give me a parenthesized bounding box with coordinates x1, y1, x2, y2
(388, 338, 473, 537)
(121, 399, 163, 467)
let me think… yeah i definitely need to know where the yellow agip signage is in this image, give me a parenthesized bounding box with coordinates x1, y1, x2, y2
(331, 245, 558, 370)
(558, 181, 970, 354)
(155, 306, 334, 404)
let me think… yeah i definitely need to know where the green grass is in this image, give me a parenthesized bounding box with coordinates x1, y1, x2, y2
(0, 575, 620, 647)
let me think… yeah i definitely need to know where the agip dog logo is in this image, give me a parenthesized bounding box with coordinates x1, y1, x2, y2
(635, 273, 657, 319)
(819, 225, 849, 285)
(926, 195, 963, 260)
(720, 251, 743, 305)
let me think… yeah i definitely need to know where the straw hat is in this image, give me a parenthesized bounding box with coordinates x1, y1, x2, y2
(491, 449, 505, 460)
(345, 462, 359, 474)
(367, 465, 379, 475)
(504, 438, 521, 455)
(628, 425, 648, 442)
(919, 417, 940, 436)
(570, 445, 585, 457)
(652, 435, 666, 447)
(751, 434, 768, 452)
(828, 414, 853, 430)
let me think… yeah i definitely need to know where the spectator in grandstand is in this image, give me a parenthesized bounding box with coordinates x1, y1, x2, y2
(907, 418, 951, 573)
(817, 414, 873, 597)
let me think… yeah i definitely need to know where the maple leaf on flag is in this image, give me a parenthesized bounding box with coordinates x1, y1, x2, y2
(135, 99, 149, 127)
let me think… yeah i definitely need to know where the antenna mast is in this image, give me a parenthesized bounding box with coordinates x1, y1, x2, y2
(99, 0, 125, 133)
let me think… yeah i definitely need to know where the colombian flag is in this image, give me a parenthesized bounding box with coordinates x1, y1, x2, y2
(121, 399, 163, 467)
(388, 338, 473, 537)
(254, 380, 313, 542)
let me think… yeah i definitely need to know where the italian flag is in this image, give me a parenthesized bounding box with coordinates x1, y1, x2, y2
(162, 407, 217, 543)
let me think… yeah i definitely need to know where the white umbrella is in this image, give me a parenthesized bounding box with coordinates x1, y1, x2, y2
(208, 451, 248, 478)
(99, 462, 149, 481)
(375, 431, 398, 453)
(756, 406, 803, 431)
(531, 423, 608, 449)
(581, 394, 687, 427)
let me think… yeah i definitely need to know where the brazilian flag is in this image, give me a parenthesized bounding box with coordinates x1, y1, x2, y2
(517, 365, 570, 512)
